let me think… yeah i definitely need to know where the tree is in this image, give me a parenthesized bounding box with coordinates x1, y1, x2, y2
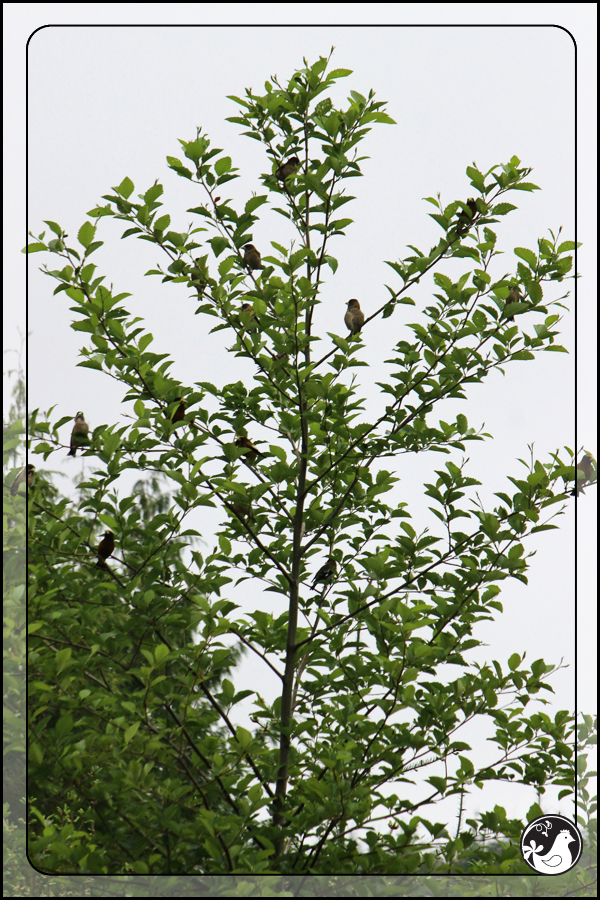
(26, 52, 581, 877)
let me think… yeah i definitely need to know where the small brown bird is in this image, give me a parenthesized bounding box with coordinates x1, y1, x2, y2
(240, 302, 258, 332)
(235, 436, 262, 461)
(275, 156, 300, 182)
(571, 454, 595, 497)
(68, 412, 89, 456)
(96, 530, 115, 569)
(312, 558, 337, 588)
(190, 259, 207, 296)
(345, 299, 365, 335)
(243, 244, 262, 271)
(502, 286, 521, 322)
(231, 493, 254, 520)
(171, 399, 187, 425)
(456, 198, 478, 233)
(11, 464, 35, 495)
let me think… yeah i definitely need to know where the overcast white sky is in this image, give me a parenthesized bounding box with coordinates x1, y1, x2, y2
(5, 3, 597, 832)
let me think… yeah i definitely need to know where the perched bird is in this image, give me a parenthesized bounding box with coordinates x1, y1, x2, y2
(344, 299, 365, 335)
(68, 412, 89, 456)
(171, 399, 187, 425)
(311, 558, 337, 588)
(190, 259, 207, 296)
(11, 464, 35, 495)
(243, 244, 262, 271)
(501, 285, 521, 322)
(276, 156, 300, 182)
(235, 436, 262, 461)
(230, 493, 254, 520)
(455, 198, 478, 233)
(571, 454, 595, 497)
(96, 530, 115, 570)
(240, 302, 258, 332)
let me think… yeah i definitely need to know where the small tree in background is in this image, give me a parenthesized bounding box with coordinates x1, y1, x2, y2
(25, 52, 585, 877)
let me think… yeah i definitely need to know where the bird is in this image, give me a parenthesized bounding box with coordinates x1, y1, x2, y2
(190, 259, 207, 296)
(96, 530, 115, 570)
(571, 454, 595, 496)
(455, 198, 478, 229)
(276, 156, 300, 182)
(230, 493, 254, 520)
(240, 302, 258, 332)
(243, 244, 262, 270)
(171, 399, 187, 426)
(523, 829, 575, 875)
(502, 285, 523, 322)
(11, 464, 35, 495)
(68, 412, 89, 456)
(344, 299, 365, 335)
(311, 558, 337, 588)
(235, 436, 262, 461)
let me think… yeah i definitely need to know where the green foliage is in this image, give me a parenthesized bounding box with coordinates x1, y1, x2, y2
(22, 52, 588, 880)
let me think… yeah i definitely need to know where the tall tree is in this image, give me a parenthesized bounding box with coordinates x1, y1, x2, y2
(26, 53, 578, 876)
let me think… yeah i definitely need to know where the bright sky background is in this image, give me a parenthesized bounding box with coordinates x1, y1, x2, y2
(5, 3, 596, 835)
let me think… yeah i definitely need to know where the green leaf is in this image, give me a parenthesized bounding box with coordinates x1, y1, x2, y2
(557, 240, 576, 253)
(514, 247, 537, 269)
(245, 195, 268, 214)
(124, 722, 140, 746)
(98, 514, 119, 531)
(78, 222, 96, 248)
(44, 220, 63, 236)
(209, 236, 230, 257)
(510, 182, 540, 191)
(154, 644, 170, 663)
(138, 333, 153, 352)
(491, 203, 517, 215)
(327, 68, 353, 80)
(116, 177, 134, 199)
(215, 156, 232, 176)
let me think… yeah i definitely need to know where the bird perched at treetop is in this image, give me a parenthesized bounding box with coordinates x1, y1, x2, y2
(275, 156, 300, 182)
(244, 244, 262, 270)
(11, 464, 35, 495)
(312, 558, 337, 588)
(345, 299, 365, 335)
(571, 453, 595, 496)
(96, 531, 115, 570)
(455, 198, 479, 234)
(68, 412, 89, 456)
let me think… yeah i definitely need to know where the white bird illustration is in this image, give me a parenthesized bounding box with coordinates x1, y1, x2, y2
(524, 829, 574, 874)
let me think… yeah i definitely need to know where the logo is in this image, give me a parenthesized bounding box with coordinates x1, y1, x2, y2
(520, 814, 582, 875)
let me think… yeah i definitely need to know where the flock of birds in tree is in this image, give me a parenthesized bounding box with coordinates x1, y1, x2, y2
(12, 157, 593, 575)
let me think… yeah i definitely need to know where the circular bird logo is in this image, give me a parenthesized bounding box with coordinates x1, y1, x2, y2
(520, 814, 582, 875)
